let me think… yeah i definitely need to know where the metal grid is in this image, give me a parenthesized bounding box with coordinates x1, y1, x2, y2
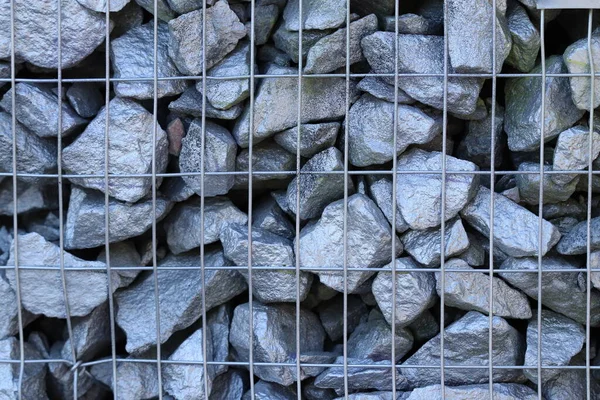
(1, 0, 600, 399)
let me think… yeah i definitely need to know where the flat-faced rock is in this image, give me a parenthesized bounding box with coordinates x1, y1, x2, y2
(556, 216, 600, 255)
(504, 55, 584, 152)
(0, 275, 36, 339)
(179, 119, 237, 197)
(315, 357, 410, 391)
(61, 302, 111, 362)
(77, 0, 129, 12)
(210, 369, 247, 400)
(168, 2, 246, 76)
(235, 140, 295, 187)
(356, 75, 415, 104)
(111, 22, 187, 99)
(167, 0, 210, 14)
(0, 180, 58, 216)
(272, 24, 332, 63)
(242, 380, 296, 400)
(63, 97, 169, 203)
(297, 193, 401, 292)
(282, 0, 346, 31)
(318, 294, 368, 342)
(592, 251, 600, 290)
(206, 304, 231, 376)
(274, 122, 340, 158)
(90, 356, 159, 400)
(169, 86, 244, 120)
(97, 241, 142, 288)
(460, 186, 562, 257)
(407, 309, 439, 343)
(66, 83, 103, 119)
(384, 13, 439, 34)
(230, 302, 326, 386)
(396, 149, 479, 230)
(564, 33, 600, 110)
(133, 0, 175, 21)
(515, 162, 579, 205)
(367, 176, 410, 233)
(543, 353, 600, 400)
(253, 196, 295, 239)
(401, 311, 525, 387)
(347, 317, 414, 362)
(0, 337, 47, 399)
(552, 125, 600, 184)
(455, 232, 486, 267)
(406, 383, 538, 400)
(506, 2, 540, 72)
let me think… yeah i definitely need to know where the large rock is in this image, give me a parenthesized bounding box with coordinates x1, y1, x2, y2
(63, 97, 169, 203)
(252, 195, 295, 239)
(504, 55, 584, 151)
(505, 2, 540, 72)
(460, 186, 561, 257)
(564, 33, 600, 111)
(230, 302, 326, 386)
(401, 311, 525, 387)
(347, 314, 414, 362)
(61, 302, 111, 362)
(111, 22, 186, 99)
(169, 86, 244, 120)
(556, 216, 600, 255)
(272, 24, 332, 64)
(90, 355, 159, 400)
(406, 383, 538, 400)
(210, 369, 248, 400)
(274, 122, 339, 158)
(0, 337, 47, 399)
(367, 176, 410, 233)
(235, 140, 295, 186)
(552, 125, 600, 184)
(0, 274, 36, 339)
(282, 0, 346, 31)
(297, 193, 401, 292)
(515, 162, 579, 205)
(0, 180, 58, 216)
(356, 75, 415, 104)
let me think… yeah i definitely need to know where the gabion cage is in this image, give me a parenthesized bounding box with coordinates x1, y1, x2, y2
(1, 0, 600, 399)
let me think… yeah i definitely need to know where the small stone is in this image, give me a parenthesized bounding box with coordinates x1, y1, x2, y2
(504, 55, 584, 152)
(564, 33, 600, 111)
(505, 2, 540, 72)
(111, 1, 144, 38)
(396, 149, 479, 230)
(436, 258, 532, 319)
(297, 193, 401, 292)
(347, 317, 414, 362)
(248, 4, 279, 46)
(383, 14, 439, 35)
(134, 0, 175, 21)
(460, 186, 562, 257)
(499, 256, 600, 326)
(230, 302, 326, 386)
(0, 180, 58, 216)
(544, 353, 600, 400)
(77, 0, 129, 12)
(111, 22, 187, 100)
(283, 0, 346, 31)
(274, 123, 340, 159)
(515, 162, 579, 205)
(367, 176, 410, 233)
(0, 337, 47, 399)
(348, 95, 442, 167)
(64, 186, 173, 250)
(206, 304, 231, 376)
(97, 241, 142, 289)
(168, 2, 246, 76)
(48, 345, 98, 400)
(372, 257, 437, 329)
(253, 195, 295, 239)
(160, 176, 196, 203)
(235, 140, 295, 186)
(257, 43, 292, 66)
(550, 216, 581, 235)
(0, 275, 36, 339)
(221, 224, 312, 303)
(362, 32, 484, 115)
(592, 251, 600, 290)
(357, 75, 415, 104)
(272, 24, 331, 63)
(401, 218, 470, 267)
(63, 97, 169, 203)
(334, 393, 398, 400)
(61, 302, 111, 362)
(6, 233, 110, 318)
(0, 62, 12, 89)
(169, 86, 244, 120)
(557, 216, 600, 255)
(406, 383, 539, 400)
(315, 357, 410, 391)
(242, 380, 296, 400)
(456, 232, 486, 267)
(317, 294, 369, 341)
(165, 196, 247, 254)
(286, 147, 350, 220)
(407, 310, 439, 343)
(90, 355, 159, 400)
(303, 380, 336, 400)
(209, 369, 248, 400)
(524, 310, 585, 383)
(66, 83, 103, 119)
(552, 125, 600, 184)
(179, 119, 237, 197)
(166, 0, 209, 15)
(167, 118, 186, 156)
(401, 311, 525, 387)
(304, 14, 378, 74)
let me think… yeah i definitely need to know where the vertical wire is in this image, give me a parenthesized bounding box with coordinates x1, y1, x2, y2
(200, 0, 208, 398)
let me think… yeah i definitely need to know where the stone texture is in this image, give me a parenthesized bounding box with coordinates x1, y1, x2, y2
(169, 86, 244, 120)
(506, 2, 540, 72)
(0, 180, 58, 216)
(0, 337, 47, 399)
(315, 357, 410, 391)
(90, 356, 159, 400)
(206, 304, 231, 376)
(209, 369, 247, 400)
(21, 212, 60, 242)
(367, 176, 410, 233)
(356, 75, 415, 104)
(167, 118, 185, 156)
(77, 0, 129, 12)
(66, 83, 103, 119)
(297, 193, 401, 292)
(384, 13, 439, 35)
(0, 274, 36, 339)
(248, 4, 279, 46)
(406, 383, 538, 400)
(515, 162, 579, 205)
(63, 97, 169, 203)
(97, 241, 142, 289)
(557, 216, 600, 255)
(318, 294, 368, 342)
(564, 33, 600, 111)
(273, 24, 332, 64)
(243, 380, 296, 400)
(61, 302, 111, 362)
(274, 122, 339, 158)
(283, 0, 346, 31)
(347, 316, 414, 362)
(253, 196, 295, 239)
(235, 140, 295, 186)
(133, 0, 175, 21)
(552, 125, 600, 184)
(407, 310, 439, 344)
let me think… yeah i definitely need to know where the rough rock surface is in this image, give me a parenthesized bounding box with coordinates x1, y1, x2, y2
(90, 356, 159, 400)
(66, 83, 103, 119)
(552, 125, 600, 184)
(318, 294, 368, 342)
(210, 369, 247, 400)
(515, 162, 579, 205)
(0, 337, 47, 399)
(274, 122, 339, 158)
(272, 24, 332, 64)
(406, 383, 538, 400)
(347, 314, 414, 362)
(0, 275, 36, 339)
(506, 2, 540, 72)
(243, 380, 296, 400)
(564, 33, 600, 110)
(252, 196, 295, 239)
(356, 75, 415, 104)
(169, 86, 244, 120)
(367, 176, 410, 233)
(235, 140, 295, 186)
(77, 0, 129, 13)
(282, 0, 346, 31)
(0, 180, 58, 216)
(557, 216, 600, 255)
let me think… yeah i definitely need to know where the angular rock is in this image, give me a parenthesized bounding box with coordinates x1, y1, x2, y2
(550, 216, 580, 235)
(168, 2, 246, 76)
(436, 258, 532, 319)
(384, 13, 439, 35)
(272, 24, 332, 63)
(247, 4, 279, 46)
(318, 294, 369, 341)
(456, 232, 486, 267)
(297, 193, 401, 292)
(334, 393, 398, 400)
(461, 186, 562, 257)
(6, 233, 110, 318)
(253, 196, 295, 239)
(396, 149, 479, 230)
(274, 123, 340, 158)
(557, 216, 600, 255)
(401, 311, 525, 387)
(372, 257, 437, 329)
(407, 310, 439, 343)
(167, 118, 185, 156)
(348, 95, 442, 167)
(367, 176, 410, 233)
(283, 0, 346, 31)
(258, 43, 293, 67)
(230, 302, 326, 386)
(356, 75, 414, 104)
(66, 83, 103, 119)
(207, 304, 231, 376)
(499, 256, 600, 326)
(133, 0, 175, 21)
(506, 2, 540, 72)
(543, 353, 600, 400)
(97, 241, 142, 289)
(515, 162, 579, 205)
(564, 33, 600, 111)
(111, 22, 187, 99)
(77, 0, 129, 12)
(0, 274, 36, 339)
(347, 317, 414, 362)
(169, 86, 244, 120)
(64, 186, 172, 249)
(362, 32, 484, 115)
(179, 119, 237, 197)
(315, 357, 410, 391)
(303, 381, 336, 400)
(221, 224, 311, 303)
(552, 125, 600, 184)
(592, 251, 600, 290)
(401, 218, 470, 267)
(242, 380, 296, 400)
(210, 369, 247, 400)
(504, 55, 584, 152)
(235, 140, 295, 186)
(90, 356, 159, 400)
(0, 180, 58, 216)
(63, 97, 169, 203)
(61, 302, 111, 362)
(0, 337, 47, 399)
(524, 310, 585, 383)
(406, 383, 538, 400)
(165, 196, 247, 254)
(111, 1, 144, 37)
(48, 345, 98, 400)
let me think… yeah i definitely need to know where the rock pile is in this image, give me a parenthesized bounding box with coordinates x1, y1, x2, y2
(0, 0, 599, 399)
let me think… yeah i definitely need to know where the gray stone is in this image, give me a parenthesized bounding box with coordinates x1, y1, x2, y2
(283, 0, 346, 31)
(134, 0, 175, 21)
(348, 95, 442, 167)
(448, 0, 512, 73)
(230, 302, 326, 386)
(0, 274, 36, 339)
(592, 251, 600, 290)
(274, 122, 339, 159)
(543, 354, 600, 400)
(169, 86, 244, 120)
(253, 196, 295, 239)
(304, 14, 378, 74)
(356, 75, 415, 104)
(504, 55, 584, 152)
(90, 355, 159, 400)
(207, 304, 231, 376)
(402, 311, 525, 387)
(243, 380, 296, 400)
(303, 381, 336, 400)
(384, 14, 439, 35)
(557, 216, 600, 255)
(115, 248, 246, 354)
(210, 369, 247, 400)
(48, 344, 98, 400)
(396, 149, 479, 230)
(524, 310, 585, 383)
(550, 216, 581, 235)
(315, 357, 410, 391)
(334, 393, 399, 400)
(297, 193, 401, 292)
(362, 32, 484, 115)
(460, 186, 562, 257)
(0, 83, 87, 138)
(165, 196, 247, 254)
(499, 256, 600, 326)
(111, 22, 187, 99)
(63, 97, 169, 203)
(166, 118, 186, 157)
(564, 33, 600, 111)
(401, 218, 470, 267)
(111, 1, 144, 38)
(64, 186, 173, 250)
(286, 147, 349, 220)
(552, 125, 600, 184)
(248, 4, 279, 46)
(297, 352, 339, 381)
(372, 257, 437, 329)
(367, 176, 410, 233)
(0, 337, 47, 399)
(168, 2, 246, 76)
(406, 383, 539, 400)
(198, 42, 251, 111)
(515, 162, 579, 205)
(0, 180, 58, 216)
(179, 119, 237, 197)
(77, 0, 129, 12)
(318, 294, 369, 341)
(0, 62, 12, 89)
(347, 317, 414, 362)
(273, 24, 332, 63)
(506, 2, 540, 72)
(61, 302, 111, 362)
(6, 233, 110, 318)
(257, 43, 293, 67)
(232, 64, 356, 148)
(436, 258, 532, 319)
(456, 232, 487, 267)
(97, 241, 142, 289)
(166, 0, 209, 14)
(66, 83, 103, 119)
(221, 224, 311, 303)
(407, 310, 439, 343)
(235, 140, 296, 186)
